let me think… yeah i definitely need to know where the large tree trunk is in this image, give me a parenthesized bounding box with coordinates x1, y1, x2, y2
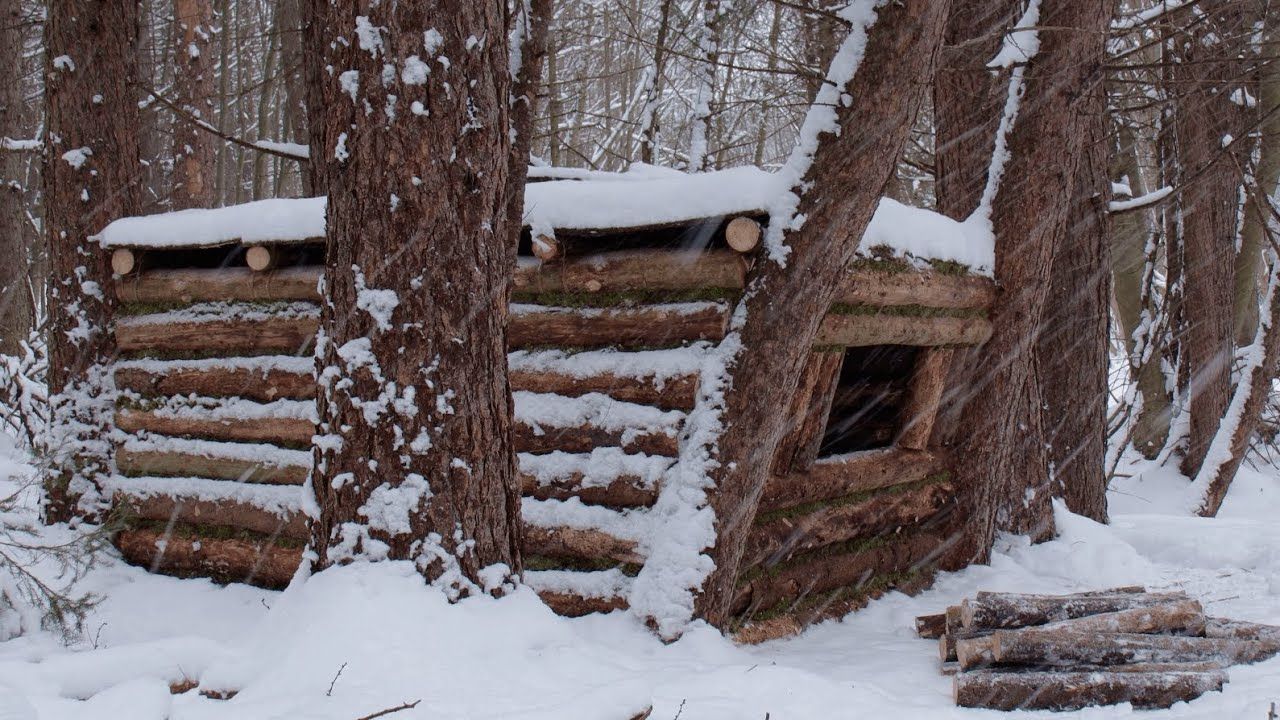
(307, 0, 521, 594)
(43, 0, 143, 520)
(1172, 2, 1250, 478)
(1036, 79, 1111, 522)
(954, 0, 1114, 559)
(691, 0, 950, 629)
(170, 0, 216, 208)
(0, 2, 33, 354)
(929, 0, 1019, 448)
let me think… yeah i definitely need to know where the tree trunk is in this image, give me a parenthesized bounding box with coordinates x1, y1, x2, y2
(0, 2, 32, 354)
(300, 0, 328, 195)
(637, 0, 674, 165)
(278, 0, 309, 194)
(953, 0, 1114, 559)
(687, 0, 722, 172)
(929, 0, 1019, 448)
(691, 0, 951, 629)
(171, 0, 216, 208)
(1111, 120, 1172, 458)
(1036, 78, 1111, 523)
(43, 0, 143, 520)
(1173, 2, 1250, 478)
(307, 0, 521, 594)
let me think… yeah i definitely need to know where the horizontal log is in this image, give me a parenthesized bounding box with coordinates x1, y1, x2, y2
(116, 361, 694, 410)
(954, 669, 1227, 711)
(116, 491, 308, 540)
(115, 445, 310, 485)
(816, 312, 993, 348)
(116, 315, 318, 354)
(114, 256, 994, 310)
(760, 447, 949, 514)
(522, 473, 658, 508)
(745, 481, 954, 567)
(732, 529, 954, 618)
(522, 525, 643, 565)
(115, 528, 302, 589)
(916, 612, 947, 639)
(960, 590, 1188, 631)
(1206, 617, 1280, 643)
(508, 303, 729, 349)
(119, 304, 725, 354)
(116, 267, 321, 304)
(116, 408, 316, 446)
(115, 362, 317, 402)
(536, 590, 628, 617)
(509, 368, 698, 411)
(988, 629, 1280, 667)
(514, 422, 678, 457)
(1039, 599, 1207, 636)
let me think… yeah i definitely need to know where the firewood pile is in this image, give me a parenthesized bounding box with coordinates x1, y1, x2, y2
(915, 587, 1280, 711)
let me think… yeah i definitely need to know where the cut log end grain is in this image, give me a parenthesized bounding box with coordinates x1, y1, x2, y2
(724, 216, 762, 253)
(111, 248, 137, 276)
(954, 669, 1228, 711)
(532, 234, 562, 261)
(245, 245, 276, 271)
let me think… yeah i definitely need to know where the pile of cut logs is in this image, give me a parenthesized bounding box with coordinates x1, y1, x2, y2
(915, 587, 1280, 711)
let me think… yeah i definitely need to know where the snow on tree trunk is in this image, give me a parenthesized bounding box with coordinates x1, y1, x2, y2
(672, 0, 951, 631)
(637, 0, 675, 166)
(687, 0, 722, 173)
(306, 0, 522, 596)
(43, 0, 143, 521)
(171, 0, 216, 209)
(952, 0, 1113, 559)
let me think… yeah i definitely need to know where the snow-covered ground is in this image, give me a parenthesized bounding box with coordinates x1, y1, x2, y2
(1, 436, 1279, 719)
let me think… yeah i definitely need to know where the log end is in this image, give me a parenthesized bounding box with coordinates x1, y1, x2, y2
(245, 245, 276, 272)
(111, 248, 137, 275)
(725, 216, 761, 253)
(532, 234, 561, 261)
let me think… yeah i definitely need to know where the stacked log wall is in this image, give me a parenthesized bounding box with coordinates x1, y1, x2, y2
(107, 221, 994, 630)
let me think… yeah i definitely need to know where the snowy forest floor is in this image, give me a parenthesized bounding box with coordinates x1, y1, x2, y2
(1, 434, 1278, 719)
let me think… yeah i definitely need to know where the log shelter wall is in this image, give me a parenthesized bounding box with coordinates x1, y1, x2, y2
(105, 209, 995, 639)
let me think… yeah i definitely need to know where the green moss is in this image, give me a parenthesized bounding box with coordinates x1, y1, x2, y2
(512, 286, 739, 308)
(738, 568, 922, 626)
(523, 554, 641, 575)
(753, 471, 951, 526)
(851, 248, 975, 277)
(125, 518, 307, 549)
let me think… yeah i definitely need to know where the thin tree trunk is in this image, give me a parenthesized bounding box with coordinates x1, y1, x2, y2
(0, 2, 33, 354)
(955, 0, 1114, 559)
(687, 0, 722, 172)
(43, 0, 143, 520)
(691, 0, 950, 629)
(1111, 120, 1172, 458)
(638, 0, 674, 165)
(251, 8, 279, 201)
(1233, 21, 1280, 346)
(307, 0, 521, 592)
(278, 0, 309, 194)
(301, 0, 327, 194)
(171, 0, 216, 208)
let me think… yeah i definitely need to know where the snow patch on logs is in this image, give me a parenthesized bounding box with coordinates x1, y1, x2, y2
(107, 475, 303, 519)
(117, 301, 319, 327)
(508, 345, 711, 385)
(512, 391, 684, 442)
(120, 435, 311, 470)
(519, 449, 671, 491)
(524, 568, 633, 600)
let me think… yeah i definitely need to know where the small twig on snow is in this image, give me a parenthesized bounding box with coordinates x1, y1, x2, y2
(356, 700, 421, 720)
(327, 662, 347, 697)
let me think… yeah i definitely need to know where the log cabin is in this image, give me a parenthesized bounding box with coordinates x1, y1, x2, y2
(97, 165, 995, 641)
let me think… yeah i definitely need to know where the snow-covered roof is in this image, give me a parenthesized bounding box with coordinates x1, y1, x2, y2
(95, 166, 994, 274)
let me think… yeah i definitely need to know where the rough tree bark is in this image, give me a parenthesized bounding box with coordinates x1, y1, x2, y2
(929, 0, 1019, 449)
(301, 0, 327, 195)
(307, 0, 521, 593)
(1035, 74, 1112, 522)
(505, 0, 553, 236)
(954, 0, 1115, 559)
(0, 2, 33, 354)
(171, 0, 216, 208)
(1172, 2, 1250, 478)
(43, 0, 143, 520)
(687, 0, 722, 172)
(693, 0, 951, 628)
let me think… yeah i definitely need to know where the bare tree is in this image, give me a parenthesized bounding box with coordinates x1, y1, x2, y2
(306, 0, 522, 593)
(170, 0, 216, 208)
(0, 2, 35, 354)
